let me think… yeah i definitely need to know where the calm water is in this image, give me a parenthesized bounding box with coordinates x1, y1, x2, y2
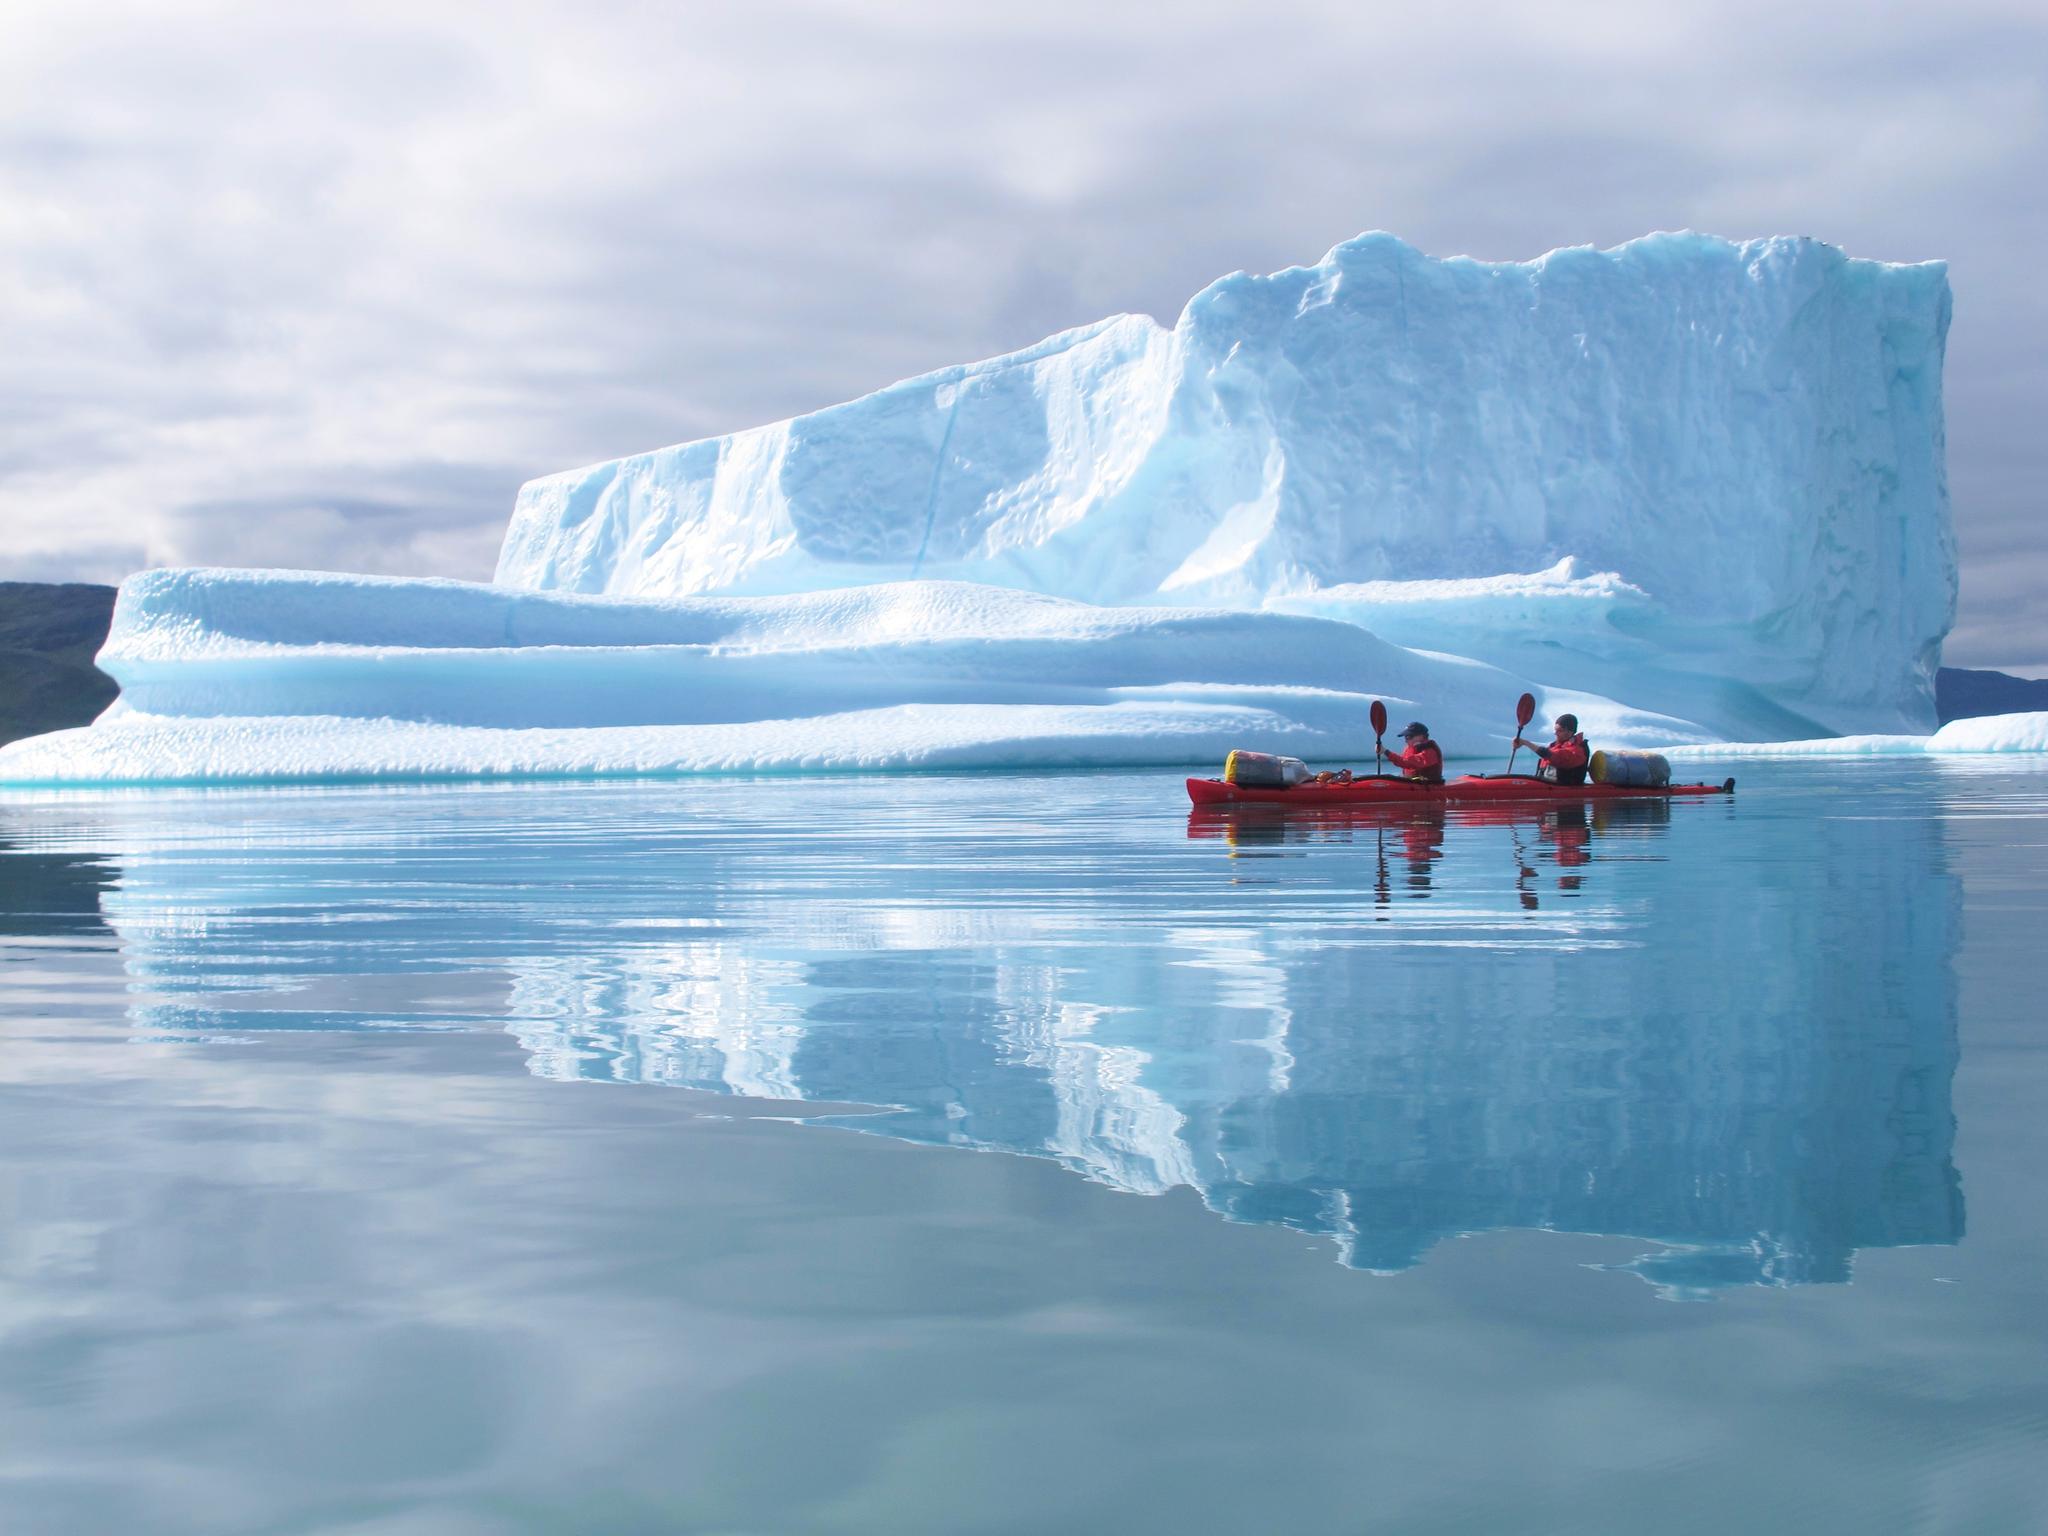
(1, 760, 2044, 1534)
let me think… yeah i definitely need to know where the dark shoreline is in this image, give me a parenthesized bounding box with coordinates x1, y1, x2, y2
(0, 582, 118, 747)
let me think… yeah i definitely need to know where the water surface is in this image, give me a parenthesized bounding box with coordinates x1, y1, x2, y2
(1, 761, 2043, 1533)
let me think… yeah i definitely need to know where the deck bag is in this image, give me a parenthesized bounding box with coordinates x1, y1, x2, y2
(1590, 749, 1671, 787)
(1223, 750, 1311, 788)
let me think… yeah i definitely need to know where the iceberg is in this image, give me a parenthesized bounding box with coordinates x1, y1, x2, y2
(1933, 712, 2048, 752)
(501, 231, 1954, 740)
(0, 228, 1978, 786)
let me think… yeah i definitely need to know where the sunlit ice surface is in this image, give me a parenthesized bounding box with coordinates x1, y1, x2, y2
(2, 758, 2044, 1533)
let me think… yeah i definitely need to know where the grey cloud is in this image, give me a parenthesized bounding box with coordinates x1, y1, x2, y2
(159, 460, 523, 578)
(0, 544, 151, 588)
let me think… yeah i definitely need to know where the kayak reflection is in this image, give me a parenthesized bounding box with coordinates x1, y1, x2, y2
(1186, 797, 1674, 908)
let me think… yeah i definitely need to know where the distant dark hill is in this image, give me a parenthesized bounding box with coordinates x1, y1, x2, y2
(0, 582, 121, 747)
(1936, 667, 2048, 725)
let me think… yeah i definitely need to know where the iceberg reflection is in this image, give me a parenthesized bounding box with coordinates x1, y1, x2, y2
(52, 774, 1960, 1292)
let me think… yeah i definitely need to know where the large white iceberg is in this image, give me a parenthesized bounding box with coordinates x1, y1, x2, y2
(501, 230, 1955, 741)
(0, 229, 1968, 786)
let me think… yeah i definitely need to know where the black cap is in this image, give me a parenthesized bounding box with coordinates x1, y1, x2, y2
(1402, 721, 1429, 739)
(1555, 713, 1579, 733)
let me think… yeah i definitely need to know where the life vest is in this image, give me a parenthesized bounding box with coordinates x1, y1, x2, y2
(1386, 738, 1444, 782)
(1537, 733, 1590, 786)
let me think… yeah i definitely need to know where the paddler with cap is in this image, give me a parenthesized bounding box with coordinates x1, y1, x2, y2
(1381, 721, 1445, 783)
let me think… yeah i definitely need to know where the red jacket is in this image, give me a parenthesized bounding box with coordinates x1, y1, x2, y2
(1534, 733, 1590, 782)
(1384, 739, 1444, 780)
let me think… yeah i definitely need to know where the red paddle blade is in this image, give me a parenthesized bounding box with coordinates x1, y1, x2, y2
(1370, 699, 1388, 735)
(1515, 692, 1536, 729)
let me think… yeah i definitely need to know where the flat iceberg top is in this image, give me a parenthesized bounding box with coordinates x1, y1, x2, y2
(101, 564, 1418, 659)
(1268, 558, 1646, 610)
(496, 228, 1953, 740)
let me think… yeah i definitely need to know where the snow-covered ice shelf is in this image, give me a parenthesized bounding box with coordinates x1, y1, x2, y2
(0, 568, 1700, 785)
(1664, 713, 2048, 757)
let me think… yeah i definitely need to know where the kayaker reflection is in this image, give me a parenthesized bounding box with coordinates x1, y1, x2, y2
(1547, 805, 1591, 890)
(1402, 808, 1446, 894)
(1380, 720, 1445, 782)
(1373, 807, 1448, 905)
(1513, 712, 1591, 785)
(1516, 806, 1598, 908)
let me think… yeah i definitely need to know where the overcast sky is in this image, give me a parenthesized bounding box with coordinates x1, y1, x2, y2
(3, 0, 2043, 669)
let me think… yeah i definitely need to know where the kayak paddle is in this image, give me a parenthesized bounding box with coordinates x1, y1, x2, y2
(1506, 692, 1535, 774)
(1371, 698, 1388, 776)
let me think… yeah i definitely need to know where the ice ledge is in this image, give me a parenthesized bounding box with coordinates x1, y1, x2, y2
(1663, 713, 2048, 757)
(0, 567, 1715, 786)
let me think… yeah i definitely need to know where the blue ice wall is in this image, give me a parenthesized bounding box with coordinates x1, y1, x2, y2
(500, 232, 1953, 736)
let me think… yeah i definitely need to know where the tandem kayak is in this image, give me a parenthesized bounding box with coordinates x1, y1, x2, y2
(1186, 773, 1735, 808)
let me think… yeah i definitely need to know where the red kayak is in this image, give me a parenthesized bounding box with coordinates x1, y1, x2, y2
(1186, 773, 1734, 808)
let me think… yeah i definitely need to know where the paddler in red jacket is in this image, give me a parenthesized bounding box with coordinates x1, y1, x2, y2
(1515, 713, 1591, 786)
(1382, 721, 1445, 782)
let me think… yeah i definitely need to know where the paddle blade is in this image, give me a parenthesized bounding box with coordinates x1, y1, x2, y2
(1370, 699, 1388, 736)
(1515, 692, 1536, 729)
